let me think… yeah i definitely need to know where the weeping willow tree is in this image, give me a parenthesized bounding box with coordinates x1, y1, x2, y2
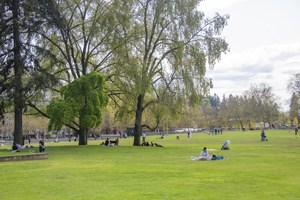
(110, 0, 229, 145)
(47, 72, 108, 145)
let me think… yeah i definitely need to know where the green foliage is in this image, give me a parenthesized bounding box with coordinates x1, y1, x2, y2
(244, 83, 279, 123)
(110, 0, 229, 145)
(0, 0, 65, 145)
(47, 72, 108, 131)
(47, 99, 75, 130)
(201, 83, 280, 129)
(37, 0, 119, 79)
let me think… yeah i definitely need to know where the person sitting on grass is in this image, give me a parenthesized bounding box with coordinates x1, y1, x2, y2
(142, 141, 150, 146)
(199, 147, 211, 160)
(104, 138, 110, 146)
(221, 140, 230, 150)
(190, 147, 211, 160)
(261, 130, 267, 142)
(100, 138, 115, 147)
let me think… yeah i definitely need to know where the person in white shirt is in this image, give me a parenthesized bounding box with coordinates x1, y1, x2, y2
(199, 147, 211, 160)
(142, 132, 146, 142)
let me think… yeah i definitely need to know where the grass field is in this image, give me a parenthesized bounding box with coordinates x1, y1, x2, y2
(0, 130, 300, 200)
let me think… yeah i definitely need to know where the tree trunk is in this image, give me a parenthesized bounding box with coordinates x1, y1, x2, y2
(133, 95, 144, 146)
(12, 0, 24, 145)
(78, 128, 88, 145)
(268, 119, 272, 129)
(248, 120, 252, 129)
(239, 120, 244, 130)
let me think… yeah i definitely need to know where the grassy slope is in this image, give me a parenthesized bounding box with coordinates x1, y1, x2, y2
(0, 130, 299, 200)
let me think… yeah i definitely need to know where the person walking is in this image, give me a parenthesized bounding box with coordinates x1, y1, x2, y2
(261, 130, 266, 142)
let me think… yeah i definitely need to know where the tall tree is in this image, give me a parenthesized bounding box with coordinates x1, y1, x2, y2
(289, 92, 299, 126)
(0, 0, 61, 144)
(34, 0, 120, 81)
(0, 0, 25, 145)
(287, 73, 300, 125)
(242, 95, 255, 129)
(218, 94, 230, 128)
(12, 0, 23, 144)
(200, 98, 215, 129)
(226, 94, 245, 129)
(244, 83, 279, 129)
(112, 0, 229, 145)
(0, 0, 126, 146)
(26, 0, 123, 138)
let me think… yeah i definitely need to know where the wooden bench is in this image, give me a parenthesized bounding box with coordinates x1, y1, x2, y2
(0, 153, 48, 162)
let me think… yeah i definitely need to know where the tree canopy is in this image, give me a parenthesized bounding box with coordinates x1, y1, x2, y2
(0, 0, 62, 144)
(1, 0, 231, 146)
(47, 72, 108, 145)
(110, 0, 229, 145)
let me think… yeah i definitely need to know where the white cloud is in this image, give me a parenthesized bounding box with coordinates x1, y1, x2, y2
(206, 43, 300, 110)
(201, 0, 300, 111)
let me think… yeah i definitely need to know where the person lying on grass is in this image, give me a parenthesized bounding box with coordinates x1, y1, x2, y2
(12, 143, 28, 152)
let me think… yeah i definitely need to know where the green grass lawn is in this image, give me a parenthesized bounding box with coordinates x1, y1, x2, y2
(1, 130, 300, 200)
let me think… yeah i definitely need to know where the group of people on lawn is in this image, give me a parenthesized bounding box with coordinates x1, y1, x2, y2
(11, 128, 274, 158)
(192, 145, 229, 160)
(12, 137, 45, 153)
(101, 138, 119, 147)
(194, 129, 270, 161)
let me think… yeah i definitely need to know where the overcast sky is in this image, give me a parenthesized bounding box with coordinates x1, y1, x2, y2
(201, 0, 300, 111)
